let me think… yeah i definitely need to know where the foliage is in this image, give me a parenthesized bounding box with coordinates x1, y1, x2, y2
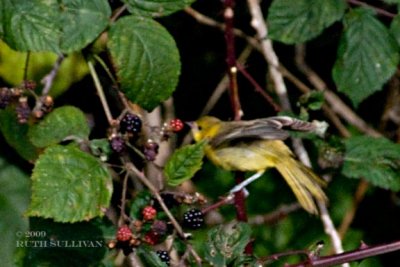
(1, 0, 400, 266)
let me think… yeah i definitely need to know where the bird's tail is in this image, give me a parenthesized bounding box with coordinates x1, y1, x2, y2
(275, 158, 327, 214)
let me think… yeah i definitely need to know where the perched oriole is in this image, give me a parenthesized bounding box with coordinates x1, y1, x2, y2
(191, 116, 327, 214)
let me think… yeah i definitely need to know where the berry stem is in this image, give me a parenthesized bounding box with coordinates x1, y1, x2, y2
(87, 60, 114, 125)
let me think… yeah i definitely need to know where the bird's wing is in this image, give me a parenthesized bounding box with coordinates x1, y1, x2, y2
(210, 118, 290, 147)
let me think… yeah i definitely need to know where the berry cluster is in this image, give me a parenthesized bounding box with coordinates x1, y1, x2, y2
(0, 83, 53, 123)
(108, 193, 208, 264)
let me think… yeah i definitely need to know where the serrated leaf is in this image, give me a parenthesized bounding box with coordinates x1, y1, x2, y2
(27, 145, 113, 222)
(204, 223, 252, 266)
(123, 0, 196, 17)
(165, 141, 206, 186)
(342, 136, 400, 191)
(332, 8, 400, 107)
(29, 106, 90, 148)
(268, 0, 346, 44)
(108, 16, 181, 111)
(0, 107, 39, 161)
(0, 156, 30, 267)
(1, 0, 111, 53)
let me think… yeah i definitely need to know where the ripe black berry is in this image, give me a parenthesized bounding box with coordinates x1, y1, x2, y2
(156, 250, 170, 266)
(182, 208, 204, 229)
(109, 134, 125, 153)
(120, 113, 142, 134)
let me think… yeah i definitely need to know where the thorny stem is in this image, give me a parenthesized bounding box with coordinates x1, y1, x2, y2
(87, 60, 114, 125)
(224, 0, 242, 120)
(287, 240, 400, 267)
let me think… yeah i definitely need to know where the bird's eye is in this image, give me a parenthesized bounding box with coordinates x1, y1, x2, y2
(198, 126, 202, 131)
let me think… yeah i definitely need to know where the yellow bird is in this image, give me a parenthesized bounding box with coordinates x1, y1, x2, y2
(191, 116, 327, 214)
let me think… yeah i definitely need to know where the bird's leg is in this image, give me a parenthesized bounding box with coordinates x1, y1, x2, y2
(229, 171, 264, 193)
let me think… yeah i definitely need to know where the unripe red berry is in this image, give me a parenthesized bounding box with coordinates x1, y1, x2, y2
(116, 225, 132, 242)
(169, 118, 184, 132)
(142, 205, 157, 221)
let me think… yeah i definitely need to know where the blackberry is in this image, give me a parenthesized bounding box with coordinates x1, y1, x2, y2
(182, 208, 204, 229)
(120, 113, 142, 134)
(0, 88, 12, 109)
(109, 134, 125, 153)
(156, 250, 170, 266)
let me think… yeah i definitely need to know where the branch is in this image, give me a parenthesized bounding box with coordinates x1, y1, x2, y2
(41, 54, 64, 96)
(288, 240, 400, 267)
(87, 60, 114, 125)
(346, 0, 396, 18)
(247, 0, 291, 111)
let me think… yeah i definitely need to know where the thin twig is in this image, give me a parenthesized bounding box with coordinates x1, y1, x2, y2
(87, 60, 114, 125)
(247, 0, 291, 111)
(346, 0, 396, 18)
(236, 63, 281, 112)
(119, 172, 129, 225)
(41, 54, 64, 96)
(338, 180, 369, 239)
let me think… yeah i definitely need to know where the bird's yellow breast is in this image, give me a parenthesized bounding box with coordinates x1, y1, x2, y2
(204, 140, 286, 172)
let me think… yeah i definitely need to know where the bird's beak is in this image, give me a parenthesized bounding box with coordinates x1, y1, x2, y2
(185, 121, 194, 128)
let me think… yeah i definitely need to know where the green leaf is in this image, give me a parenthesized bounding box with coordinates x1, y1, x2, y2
(108, 16, 181, 111)
(342, 136, 400, 191)
(0, 107, 39, 161)
(204, 223, 252, 266)
(27, 145, 113, 223)
(332, 8, 400, 107)
(137, 247, 168, 267)
(0, 156, 30, 267)
(390, 15, 400, 46)
(165, 141, 206, 186)
(123, 0, 196, 17)
(28, 106, 90, 148)
(1, 0, 111, 53)
(267, 0, 346, 44)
